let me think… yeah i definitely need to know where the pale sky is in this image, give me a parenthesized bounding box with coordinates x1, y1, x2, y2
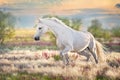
(0, 0, 120, 15)
(0, 0, 120, 28)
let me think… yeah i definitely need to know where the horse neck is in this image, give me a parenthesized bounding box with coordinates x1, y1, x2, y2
(46, 21, 72, 38)
(48, 24, 64, 38)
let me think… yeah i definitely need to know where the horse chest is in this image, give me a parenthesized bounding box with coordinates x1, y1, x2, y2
(56, 36, 72, 50)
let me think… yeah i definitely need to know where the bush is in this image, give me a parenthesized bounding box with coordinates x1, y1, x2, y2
(53, 55, 61, 61)
(111, 26, 120, 37)
(0, 11, 16, 44)
(88, 19, 112, 41)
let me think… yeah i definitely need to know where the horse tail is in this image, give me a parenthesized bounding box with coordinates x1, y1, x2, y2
(95, 40, 106, 62)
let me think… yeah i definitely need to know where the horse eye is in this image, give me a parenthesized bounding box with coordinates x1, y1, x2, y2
(39, 27, 42, 30)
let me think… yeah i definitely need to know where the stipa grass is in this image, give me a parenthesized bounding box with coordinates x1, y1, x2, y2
(0, 50, 120, 80)
(0, 72, 68, 80)
(0, 72, 118, 80)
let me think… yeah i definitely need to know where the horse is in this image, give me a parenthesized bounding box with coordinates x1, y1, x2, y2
(34, 17, 105, 65)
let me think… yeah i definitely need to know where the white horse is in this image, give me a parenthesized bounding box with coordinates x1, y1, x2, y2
(34, 17, 105, 65)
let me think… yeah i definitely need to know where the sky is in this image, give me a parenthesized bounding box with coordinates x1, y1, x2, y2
(0, 0, 120, 29)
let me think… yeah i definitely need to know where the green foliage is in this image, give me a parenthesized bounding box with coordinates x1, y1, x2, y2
(0, 11, 16, 44)
(53, 55, 61, 61)
(71, 18, 82, 30)
(111, 26, 120, 37)
(96, 75, 111, 80)
(102, 30, 112, 41)
(88, 19, 103, 37)
(0, 72, 115, 80)
(41, 75, 52, 80)
(88, 19, 111, 41)
(0, 73, 63, 80)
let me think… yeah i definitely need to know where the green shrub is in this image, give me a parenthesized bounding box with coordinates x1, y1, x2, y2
(53, 55, 61, 61)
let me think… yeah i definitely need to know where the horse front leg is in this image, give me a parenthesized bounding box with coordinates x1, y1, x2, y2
(60, 53, 69, 65)
(60, 46, 72, 65)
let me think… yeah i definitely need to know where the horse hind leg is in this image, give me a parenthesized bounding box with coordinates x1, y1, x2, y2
(88, 47, 98, 63)
(78, 49, 91, 62)
(87, 34, 98, 63)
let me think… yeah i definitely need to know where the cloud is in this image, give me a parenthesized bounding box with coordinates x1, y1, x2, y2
(0, 0, 62, 7)
(0, 0, 120, 16)
(0, 0, 64, 15)
(48, 0, 120, 15)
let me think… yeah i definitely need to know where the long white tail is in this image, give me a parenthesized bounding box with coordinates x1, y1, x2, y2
(96, 40, 106, 62)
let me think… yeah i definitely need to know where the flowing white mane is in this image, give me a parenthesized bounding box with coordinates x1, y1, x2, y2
(50, 17, 68, 27)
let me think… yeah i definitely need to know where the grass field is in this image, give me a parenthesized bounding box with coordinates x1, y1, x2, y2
(13, 28, 51, 42)
(0, 49, 120, 80)
(0, 29, 119, 80)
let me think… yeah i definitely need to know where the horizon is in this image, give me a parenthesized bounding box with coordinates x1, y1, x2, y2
(0, 0, 120, 29)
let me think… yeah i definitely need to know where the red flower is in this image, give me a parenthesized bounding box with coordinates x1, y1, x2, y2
(42, 52, 49, 59)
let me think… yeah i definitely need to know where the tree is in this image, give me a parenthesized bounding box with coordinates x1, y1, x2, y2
(0, 11, 16, 44)
(102, 30, 112, 41)
(88, 19, 103, 38)
(69, 18, 81, 30)
(88, 19, 111, 41)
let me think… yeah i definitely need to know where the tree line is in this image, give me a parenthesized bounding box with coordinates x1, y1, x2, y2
(88, 19, 120, 41)
(0, 11, 120, 44)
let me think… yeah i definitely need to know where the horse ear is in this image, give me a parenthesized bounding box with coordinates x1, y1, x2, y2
(38, 18, 43, 23)
(38, 19, 41, 23)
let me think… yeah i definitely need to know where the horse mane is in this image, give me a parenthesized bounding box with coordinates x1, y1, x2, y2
(50, 17, 68, 27)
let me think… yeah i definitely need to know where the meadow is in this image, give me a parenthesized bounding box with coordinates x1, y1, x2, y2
(0, 29, 120, 80)
(0, 49, 120, 80)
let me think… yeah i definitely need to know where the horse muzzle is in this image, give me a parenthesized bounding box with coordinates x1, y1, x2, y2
(34, 37, 40, 41)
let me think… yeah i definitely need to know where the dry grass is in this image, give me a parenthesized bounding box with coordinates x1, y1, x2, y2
(14, 28, 51, 41)
(15, 28, 35, 37)
(0, 50, 120, 80)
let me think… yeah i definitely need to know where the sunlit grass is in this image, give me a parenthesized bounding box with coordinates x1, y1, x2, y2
(0, 49, 120, 80)
(14, 28, 52, 42)
(0, 28, 120, 80)
(15, 28, 35, 37)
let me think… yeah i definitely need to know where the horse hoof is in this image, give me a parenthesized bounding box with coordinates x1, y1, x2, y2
(65, 63, 69, 66)
(96, 60, 98, 64)
(71, 63, 75, 67)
